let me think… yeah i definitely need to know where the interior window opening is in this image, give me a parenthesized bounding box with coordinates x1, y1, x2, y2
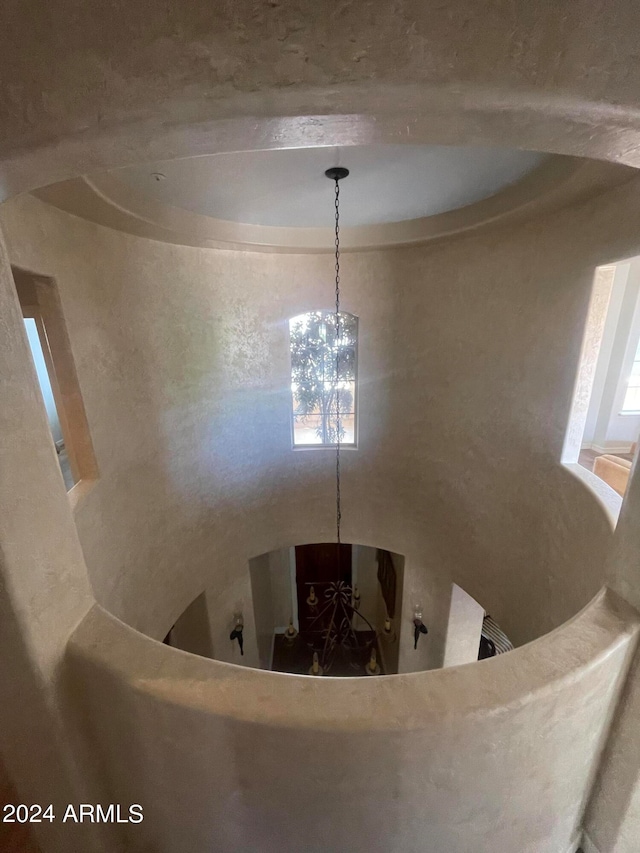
(289, 310, 358, 448)
(563, 258, 640, 510)
(12, 266, 98, 496)
(22, 317, 74, 489)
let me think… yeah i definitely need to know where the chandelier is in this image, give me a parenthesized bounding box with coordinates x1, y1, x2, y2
(287, 167, 383, 676)
(273, 166, 427, 676)
(271, 165, 430, 677)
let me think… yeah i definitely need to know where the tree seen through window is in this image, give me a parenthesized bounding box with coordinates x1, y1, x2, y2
(289, 310, 357, 446)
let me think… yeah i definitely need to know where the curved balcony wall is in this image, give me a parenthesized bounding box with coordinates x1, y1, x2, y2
(65, 589, 639, 853)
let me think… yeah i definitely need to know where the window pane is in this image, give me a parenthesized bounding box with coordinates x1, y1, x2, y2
(322, 312, 357, 347)
(290, 310, 358, 447)
(326, 411, 356, 444)
(335, 383, 355, 414)
(622, 385, 640, 412)
(337, 346, 356, 381)
(293, 414, 326, 445)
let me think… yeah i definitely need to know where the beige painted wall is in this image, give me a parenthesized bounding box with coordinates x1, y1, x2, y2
(249, 552, 274, 669)
(586, 428, 640, 850)
(7, 0, 640, 203)
(351, 544, 378, 627)
(442, 584, 485, 668)
(249, 548, 297, 669)
(268, 547, 295, 630)
(0, 230, 112, 853)
(167, 592, 215, 660)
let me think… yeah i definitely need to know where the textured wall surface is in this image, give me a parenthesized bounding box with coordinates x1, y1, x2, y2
(5, 3, 640, 851)
(0, 229, 111, 853)
(1, 185, 638, 656)
(563, 265, 616, 461)
(442, 584, 485, 668)
(5, 0, 640, 199)
(590, 432, 640, 851)
(249, 552, 275, 669)
(6, 174, 640, 849)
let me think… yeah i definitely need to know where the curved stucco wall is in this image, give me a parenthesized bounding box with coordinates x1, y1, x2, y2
(6, 0, 640, 200)
(66, 589, 639, 853)
(2, 179, 639, 671)
(3, 5, 640, 853)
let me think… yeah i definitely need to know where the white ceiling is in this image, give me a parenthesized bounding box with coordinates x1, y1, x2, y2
(113, 145, 548, 229)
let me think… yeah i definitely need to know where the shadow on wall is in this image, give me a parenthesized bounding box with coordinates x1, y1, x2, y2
(164, 592, 214, 659)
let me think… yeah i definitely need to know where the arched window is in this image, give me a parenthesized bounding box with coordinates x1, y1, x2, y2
(289, 310, 358, 447)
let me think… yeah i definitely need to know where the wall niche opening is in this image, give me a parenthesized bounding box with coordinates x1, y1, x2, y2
(11, 265, 98, 500)
(563, 258, 640, 521)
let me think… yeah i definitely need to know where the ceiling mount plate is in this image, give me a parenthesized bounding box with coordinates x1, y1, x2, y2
(325, 167, 349, 181)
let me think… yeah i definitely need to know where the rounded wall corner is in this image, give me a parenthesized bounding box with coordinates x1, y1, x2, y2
(562, 462, 622, 530)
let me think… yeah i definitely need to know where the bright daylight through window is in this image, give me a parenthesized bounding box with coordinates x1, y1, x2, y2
(289, 310, 357, 447)
(622, 337, 640, 413)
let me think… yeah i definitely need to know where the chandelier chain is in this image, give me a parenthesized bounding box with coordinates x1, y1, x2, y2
(334, 177, 342, 545)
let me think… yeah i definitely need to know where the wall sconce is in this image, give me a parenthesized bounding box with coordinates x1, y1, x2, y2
(413, 606, 428, 650)
(229, 614, 244, 655)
